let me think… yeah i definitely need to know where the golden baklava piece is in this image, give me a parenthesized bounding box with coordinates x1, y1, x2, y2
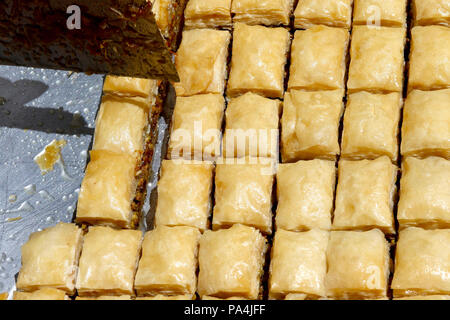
(155, 160, 214, 231)
(222, 92, 281, 159)
(288, 26, 349, 91)
(412, 0, 450, 26)
(135, 226, 200, 296)
(227, 23, 290, 99)
(150, 0, 186, 48)
(294, 0, 353, 29)
(269, 229, 329, 299)
(326, 229, 390, 300)
(184, 0, 232, 29)
(231, 0, 295, 26)
(13, 288, 69, 300)
(341, 92, 402, 161)
(401, 89, 450, 159)
(197, 224, 267, 300)
(76, 295, 132, 300)
(16, 223, 82, 295)
(103, 75, 158, 98)
(76, 226, 142, 296)
(92, 95, 149, 157)
(397, 157, 450, 229)
(167, 94, 225, 160)
(333, 157, 397, 234)
(408, 26, 450, 91)
(276, 160, 336, 232)
(353, 0, 407, 27)
(76, 150, 137, 228)
(392, 228, 450, 297)
(281, 89, 344, 162)
(174, 29, 231, 96)
(348, 26, 406, 93)
(213, 160, 275, 234)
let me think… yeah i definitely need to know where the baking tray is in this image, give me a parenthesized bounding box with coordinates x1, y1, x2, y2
(0, 65, 169, 299)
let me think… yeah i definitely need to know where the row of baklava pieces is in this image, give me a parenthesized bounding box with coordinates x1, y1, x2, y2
(183, 0, 450, 30)
(72, 76, 162, 229)
(12, 222, 450, 300)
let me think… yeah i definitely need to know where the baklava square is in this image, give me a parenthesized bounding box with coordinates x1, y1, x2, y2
(184, 0, 232, 29)
(341, 92, 402, 161)
(276, 160, 336, 232)
(16, 223, 82, 294)
(227, 23, 290, 99)
(103, 75, 157, 98)
(269, 229, 329, 299)
(134, 226, 201, 296)
(397, 157, 450, 229)
(222, 92, 281, 159)
(333, 157, 397, 234)
(167, 94, 225, 160)
(294, 0, 353, 29)
(213, 160, 275, 234)
(392, 228, 450, 297)
(281, 89, 344, 162)
(93, 95, 148, 156)
(412, 0, 450, 26)
(353, 0, 407, 27)
(401, 89, 450, 159)
(13, 288, 69, 300)
(197, 224, 267, 299)
(174, 29, 231, 97)
(288, 26, 349, 91)
(231, 0, 295, 26)
(76, 150, 137, 228)
(155, 160, 214, 232)
(76, 226, 142, 296)
(326, 229, 390, 299)
(408, 26, 450, 91)
(348, 26, 406, 93)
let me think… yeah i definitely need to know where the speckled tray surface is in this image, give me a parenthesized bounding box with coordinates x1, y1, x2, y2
(0, 65, 103, 296)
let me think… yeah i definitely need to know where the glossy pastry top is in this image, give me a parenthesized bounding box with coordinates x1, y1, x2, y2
(134, 226, 200, 295)
(391, 228, 450, 296)
(276, 160, 336, 231)
(16, 223, 82, 294)
(155, 160, 214, 231)
(103, 75, 158, 98)
(413, 0, 450, 26)
(333, 157, 397, 234)
(353, 0, 407, 27)
(168, 94, 225, 160)
(326, 229, 390, 299)
(93, 95, 148, 156)
(289, 26, 349, 91)
(13, 288, 68, 300)
(222, 92, 281, 159)
(281, 89, 344, 162)
(401, 88, 450, 158)
(348, 26, 406, 93)
(341, 91, 402, 161)
(76, 150, 136, 228)
(232, 0, 295, 25)
(197, 224, 267, 299)
(184, 0, 232, 28)
(269, 229, 329, 299)
(76, 226, 142, 295)
(174, 29, 231, 96)
(398, 157, 450, 228)
(227, 23, 290, 99)
(213, 161, 274, 234)
(408, 26, 450, 91)
(294, 0, 354, 29)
